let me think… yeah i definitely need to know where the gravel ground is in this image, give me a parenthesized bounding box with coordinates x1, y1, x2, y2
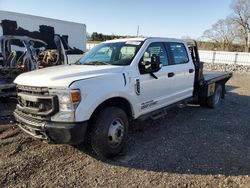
(203, 62, 250, 73)
(1, 73, 250, 187)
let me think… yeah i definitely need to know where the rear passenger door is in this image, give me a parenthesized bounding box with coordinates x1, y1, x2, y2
(165, 42, 195, 101)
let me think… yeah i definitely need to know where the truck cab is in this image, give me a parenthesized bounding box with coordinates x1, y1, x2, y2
(14, 37, 232, 158)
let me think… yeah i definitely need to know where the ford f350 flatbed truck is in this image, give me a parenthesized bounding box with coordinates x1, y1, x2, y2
(13, 37, 232, 158)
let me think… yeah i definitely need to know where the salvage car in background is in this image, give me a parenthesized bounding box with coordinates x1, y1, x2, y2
(0, 10, 86, 97)
(0, 35, 68, 97)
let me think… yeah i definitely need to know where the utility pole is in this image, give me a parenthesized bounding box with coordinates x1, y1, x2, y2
(136, 25, 139, 37)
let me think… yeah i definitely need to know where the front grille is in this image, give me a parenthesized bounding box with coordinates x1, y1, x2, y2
(17, 85, 49, 95)
(14, 110, 48, 140)
(16, 85, 59, 119)
(14, 109, 44, 128)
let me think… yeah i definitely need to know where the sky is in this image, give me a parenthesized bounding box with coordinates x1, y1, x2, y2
(0, 0, 233, 39)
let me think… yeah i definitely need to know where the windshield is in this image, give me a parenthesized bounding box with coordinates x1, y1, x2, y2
(76, 41, 142, 66)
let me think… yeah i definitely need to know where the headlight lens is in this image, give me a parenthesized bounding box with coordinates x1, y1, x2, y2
(50, 89, 81, 122)
(61, 94, 71, 104)
(57, 90, 81, 111)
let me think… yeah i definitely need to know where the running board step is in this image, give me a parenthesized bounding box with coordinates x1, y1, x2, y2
(150, 109, 168, 120)
(137, 96, 194, 122)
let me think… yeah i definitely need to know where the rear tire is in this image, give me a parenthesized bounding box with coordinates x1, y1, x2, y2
(91, 107, 129, 158)
(207, 84, 222, 108)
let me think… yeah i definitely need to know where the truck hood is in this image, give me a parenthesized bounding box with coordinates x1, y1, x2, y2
(14, 65, 124, 88)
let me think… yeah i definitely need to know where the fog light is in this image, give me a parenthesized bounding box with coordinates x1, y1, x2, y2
(51, 111, 75, 122)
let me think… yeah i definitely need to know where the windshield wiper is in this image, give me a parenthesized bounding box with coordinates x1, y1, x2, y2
(85, 61, 110, 65)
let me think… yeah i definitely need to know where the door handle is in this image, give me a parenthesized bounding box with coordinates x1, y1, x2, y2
(168, 72, 175, 78)
(189, 69, 194, 73)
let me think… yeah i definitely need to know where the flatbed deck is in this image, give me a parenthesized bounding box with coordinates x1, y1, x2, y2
(203, 71, 233, 84)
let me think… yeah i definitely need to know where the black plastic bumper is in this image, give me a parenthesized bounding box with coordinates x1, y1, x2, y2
(14, 110, 88, 145)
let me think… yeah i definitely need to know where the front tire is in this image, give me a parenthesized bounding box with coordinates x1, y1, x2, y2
(91, 107, 129, 158)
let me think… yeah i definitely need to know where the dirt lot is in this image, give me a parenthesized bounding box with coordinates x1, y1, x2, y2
(1, 73, 250, 188)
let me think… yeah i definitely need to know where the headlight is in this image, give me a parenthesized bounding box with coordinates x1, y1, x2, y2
(57, 90, 81, 111)
(50, 89, 81, 122)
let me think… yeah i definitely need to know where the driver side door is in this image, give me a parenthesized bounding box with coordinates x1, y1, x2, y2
(136, 42, 176, 115)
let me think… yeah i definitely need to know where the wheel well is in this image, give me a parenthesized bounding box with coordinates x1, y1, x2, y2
(90, 97, 133, 122)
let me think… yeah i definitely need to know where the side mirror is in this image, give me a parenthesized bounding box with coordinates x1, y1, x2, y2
(139, 54, 162, 74)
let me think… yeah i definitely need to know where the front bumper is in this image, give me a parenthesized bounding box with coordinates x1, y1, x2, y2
(14, 110, 88, 145)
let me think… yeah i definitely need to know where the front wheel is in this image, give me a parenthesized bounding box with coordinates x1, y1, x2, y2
(207, 84, 222, 108)
(91, 107, 129, 158)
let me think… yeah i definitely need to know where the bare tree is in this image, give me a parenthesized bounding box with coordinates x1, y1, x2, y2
(231, 0, 250, 52)
(202, 17, 236, 51)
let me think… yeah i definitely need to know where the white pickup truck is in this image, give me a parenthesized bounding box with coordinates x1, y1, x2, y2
(14, 37, 232, 158)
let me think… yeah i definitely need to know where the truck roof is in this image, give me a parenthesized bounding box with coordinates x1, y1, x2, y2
(103, 37, 186, 43)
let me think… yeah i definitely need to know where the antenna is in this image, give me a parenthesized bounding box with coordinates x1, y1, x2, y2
(137, 25, 139, 37)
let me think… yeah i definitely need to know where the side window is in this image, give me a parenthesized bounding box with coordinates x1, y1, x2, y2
(143, 42, 168, 66)
(168, 43, 189, 64)
(119, 46, 136, 60)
